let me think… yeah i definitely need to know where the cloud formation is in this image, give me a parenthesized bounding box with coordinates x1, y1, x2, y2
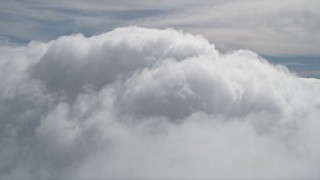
(1, 27, 320, 179)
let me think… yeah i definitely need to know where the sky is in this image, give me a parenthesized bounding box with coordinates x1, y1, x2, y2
(1, 1, 320, 179)
(0, 0, 320, 78)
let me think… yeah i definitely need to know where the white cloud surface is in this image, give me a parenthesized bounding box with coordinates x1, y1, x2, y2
(0, 27, 320, 179)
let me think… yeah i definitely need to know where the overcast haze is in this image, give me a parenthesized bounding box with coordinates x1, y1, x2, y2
(1, 0, 320, 77)
(1, 1, 320, 179)
(0, 0, 319, 55)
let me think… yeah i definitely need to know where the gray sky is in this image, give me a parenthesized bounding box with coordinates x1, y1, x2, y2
(0, 0, 319, 56)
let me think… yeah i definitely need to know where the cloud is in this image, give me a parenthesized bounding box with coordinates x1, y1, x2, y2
(135, 0, 320, 56)
(0, 0, 319, 56)
(1, 27, 320, 179)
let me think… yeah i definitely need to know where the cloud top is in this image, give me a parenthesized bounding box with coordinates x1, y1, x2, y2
(0, 27, 320, 179)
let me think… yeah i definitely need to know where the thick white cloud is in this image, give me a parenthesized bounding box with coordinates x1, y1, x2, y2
(0, 27, 320, 179)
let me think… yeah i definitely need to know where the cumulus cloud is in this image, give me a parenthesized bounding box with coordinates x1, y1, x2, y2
(0, 27, 320, 179)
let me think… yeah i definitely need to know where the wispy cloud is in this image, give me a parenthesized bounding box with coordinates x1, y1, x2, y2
(0, 0, 319, 56)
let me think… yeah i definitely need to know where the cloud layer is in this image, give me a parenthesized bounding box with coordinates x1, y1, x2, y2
(1, 27, 320, 179)
(1, 0, 319, 56)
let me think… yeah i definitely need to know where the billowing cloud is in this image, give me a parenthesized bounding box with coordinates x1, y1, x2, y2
(0, 27, 320, 179)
